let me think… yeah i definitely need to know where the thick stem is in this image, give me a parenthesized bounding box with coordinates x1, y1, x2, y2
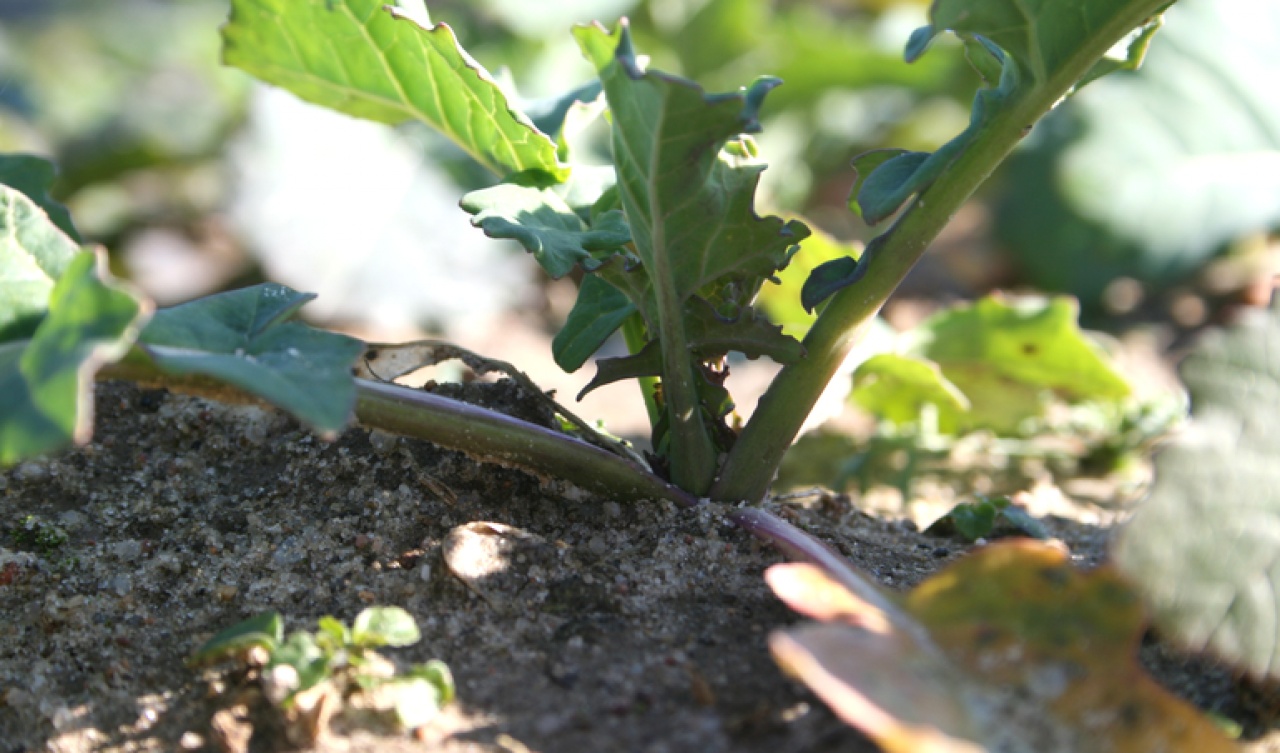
(711, 0, 1173, 504)
(98, 361, 698, 507)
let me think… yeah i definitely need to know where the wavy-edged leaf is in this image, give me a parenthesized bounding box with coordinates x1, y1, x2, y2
(0, 181, 81, 342)
(573, 22, 810, 305)
(757, 226, 862, 338)
(684, 296, 804, 364)
(139, 284, 363, 435)
(856, 151, 931, 225)
(851, 353, 969, 426)
(189, 612, 285, 666)
(552, 275, 636, 374)
(1115, 302, 1280, 679)
(768, 543, 1234, 752)
(578, 339, 663, 401)
(0, 154, 79, 242)
(460, 181, 630, 278)
(222, 0, 565, 180)
(0, 250, 149, 467)
(845, 149, 909, 221)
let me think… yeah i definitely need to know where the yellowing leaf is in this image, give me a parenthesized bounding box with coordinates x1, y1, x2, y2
(768, 542, 1234, 753)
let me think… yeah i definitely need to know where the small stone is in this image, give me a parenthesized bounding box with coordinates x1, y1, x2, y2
(588, 536, 607, 555)
(215, 585, 238, 602)
(357, 589, 376, 603)
(111, 576, 132, 596)
(368, 430, 399, 454)
(179, 732, 206, 750)
(602, 502, 621, 518)
(932, 547, 950, 558)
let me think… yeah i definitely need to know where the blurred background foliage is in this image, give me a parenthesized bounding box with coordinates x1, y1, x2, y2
(3, 0, 1275, 332)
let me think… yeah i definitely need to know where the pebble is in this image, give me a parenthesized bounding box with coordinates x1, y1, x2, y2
(215, 585, 238, 602)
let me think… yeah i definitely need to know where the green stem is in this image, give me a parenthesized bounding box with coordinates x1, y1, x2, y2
(621, 312, 662, 429)
(711, 0, 1172, 503)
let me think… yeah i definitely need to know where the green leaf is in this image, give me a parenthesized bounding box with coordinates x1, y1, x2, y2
(316, 615, 351, 651)
(0, 181, 81, 342)
(845, 150, 909, 222)
(0, 154, 79, 242)
(270, 631, 330, 696)
(851, 353, 969, 426)
(189, 611, 284, 665)
(1, 250, 148, 467)
(910, 295, 1129, 433)
(683, 296, 804, 364)
(351, 606, 421, 648)
(800, 255, 863, 315)
(1114, 302, 1280, 680)
(926, 497, 1049, 541)
(756, 226, 862, 338)
(578, 339, 664, 400)
(855, 151, 931, 226)
(460, 181, 630, 278)
(552, 275, 636, 374)
(379, 660, 454, 728)
(574, 24, 809, 305)
(222, 0, 565, 180)
(139, 284, 363, 435)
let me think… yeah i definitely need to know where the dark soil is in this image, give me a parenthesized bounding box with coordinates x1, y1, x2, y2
(0, 381, 1273, 752)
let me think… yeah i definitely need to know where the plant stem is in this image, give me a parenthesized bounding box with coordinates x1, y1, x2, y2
(98, 362, 698, 507)
(621, 313, 662, 429)
(711, 0, 1173, 504)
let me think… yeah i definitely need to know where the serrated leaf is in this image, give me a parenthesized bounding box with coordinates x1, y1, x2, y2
(768, 543, 1234, 752)
(851, 353, 969, 426)
(0, 182, 81, 342)
(139, 284, 363, 435)
(222, 0, 565, 180)
(0, 250, 149, 467)
(190, 611, 284, 665)
(0, 154, 79, 242)
(578, 339, 664, 400)
(552, 275, 636, 374)
(460, 181, 630, 278)
(1114, 303, 1280, 679)
(351, 606, 420, 648)
(683, 296, 804, 364)
(573, 22, 810, 306)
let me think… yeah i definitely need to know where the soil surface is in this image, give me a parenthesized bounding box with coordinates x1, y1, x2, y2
(0, 380, 1276, 752)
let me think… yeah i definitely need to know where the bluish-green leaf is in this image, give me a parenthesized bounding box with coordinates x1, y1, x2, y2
(1115, 301, 1280, 680)
(856, 151, 931, 225)
(578, 340, 664, 400)
(460, 182, 630, 278)
(0, 250, 148, 467)
(0, 183, 81, 342)
(222, 0, 566, 180)
(139, 284, 363, 435)
(189, 612, 284, 665)
(0, 154, 79, 242)
(552, 275, 636, 374)
(351, 606, 420, 648)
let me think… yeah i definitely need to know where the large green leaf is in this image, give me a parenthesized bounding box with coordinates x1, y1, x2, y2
(0, 154, 79, 242)
(0, 182, 81, 342)
(997, 0, 1280, 308)
(1114, 302, 1280, 679)
(552, 275, 636, 374)
(855, 295, 1130, 434)
(222, 0, 566, 180)
(139, 284, 364, 435)
(1, 250, 149, 466)
(460, 181, 631, 279)
(573, 23, 810, 306)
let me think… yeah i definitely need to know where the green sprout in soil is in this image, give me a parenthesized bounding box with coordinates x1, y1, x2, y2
(190, 607, 454, 738)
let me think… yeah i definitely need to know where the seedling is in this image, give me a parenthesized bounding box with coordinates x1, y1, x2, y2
(190, 607, 454, 736)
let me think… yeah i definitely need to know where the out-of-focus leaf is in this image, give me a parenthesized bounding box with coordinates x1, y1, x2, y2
(998, 0, 1280, 308)
(861, 295, 1130, 434)
(1115, 302, 1280, 679)
(851, 353, 969, 425)
(139, 284, 363, 435)
(372, 659, 454, 728)
(767, 542, 1235, 752)
(189, 612, 284, 666)
(0, 154, 78, 242)
(460, 181, 630, 278)
(925, 497, 1048, 541)
(757, 227, 862, 338)
(0, 250, 148, 467)
(552, 275, 636, 374)
(351, 606, 420, 648)
(222, 0, 565, 180)
(0, 181, 81, 342)
(270, 631, 329, 696)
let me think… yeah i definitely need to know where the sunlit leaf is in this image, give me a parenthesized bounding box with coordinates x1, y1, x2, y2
(851, 353, 969, 425)
(222, 0, 565, 180)
(1115, 302, 1280, 679)
(351, 606, 420, 648)
(138, 284, 363, 435)
(0, 250, 149, 467)
(768, 542, 1234, 752)
(0, 180, 81, 342)
(0, 154, 79, 242)
(757, 227, 862, 338)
